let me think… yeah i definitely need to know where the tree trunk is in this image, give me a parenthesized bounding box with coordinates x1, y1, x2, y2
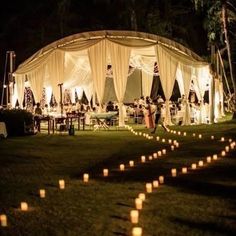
(221, 1, 235, 95)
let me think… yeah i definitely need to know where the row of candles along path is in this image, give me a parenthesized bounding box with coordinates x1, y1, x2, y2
(129, 142, 236, 236)
(125, 125, 236, 235)
(0, 128, 179, 228)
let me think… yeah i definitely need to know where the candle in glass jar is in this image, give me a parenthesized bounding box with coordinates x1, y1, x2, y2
(213, 154, 218, 160)
(199, 134, 202, 139)
(119, 164, 125, 171)
(83, 173, 89, 182)
(103, 169, 109, 177)
(198, 160, 204, 167)
(211, 135, 214, 140)
(171, 168, 177, 177)
(221, 137, 225, 142)
(135, 198, 142, 210)
(132, 227, 142, 236)
(153, 153, 157, 159)
(162, 138, 166, 143)
(39, 189, 46, 198)
(225, 146, 229, 152)
(206, 156, 211, 163)
(168, 139, 172, 144)
(130, 210, 139, 224)
(156, 136, 160, 141)
(138, 193, 145, 201)
(146, 183, 152, 193)
(59, 179, 65, 189)
(159, 176, 164, 184)
(221, 151, 226, 157)
(153, 180, 159, 188)
(0, 214, 7, 227)
(183, 132, 187, 136)
(141, 155, 146, 163)
(129, 160, 134, 167)
(148, 155, 153, 161)
(193, 133, 196, 137)
(182, 167, 187, 174)
(171, 145, 175, 151)
(21, 202, 28, 211)
(158, 151, 162, 156)
(191, 163, 197, 169)
(162, 149, 166, 155)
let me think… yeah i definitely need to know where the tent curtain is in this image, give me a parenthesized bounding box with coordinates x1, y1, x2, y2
(156, 44, 178, 125)
(28, 65, 45, 103)
(141, 70, 153, 98)
(47, 50, 65, 104)
(219, 80, 225, 116)
(195, 66, 209, 123)
(15, 75, 25, 107)
(179, 63, 192, 125)
(88, 39, 107, 107)
(108, 41, 131, 126)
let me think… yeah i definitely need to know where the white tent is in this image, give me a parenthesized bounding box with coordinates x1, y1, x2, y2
(13, 30, 220, 125)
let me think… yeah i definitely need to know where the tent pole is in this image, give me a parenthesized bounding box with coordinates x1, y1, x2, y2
(58, 83, 63, 117)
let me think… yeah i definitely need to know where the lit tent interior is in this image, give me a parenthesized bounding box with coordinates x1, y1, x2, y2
(13, 30, 224, 126)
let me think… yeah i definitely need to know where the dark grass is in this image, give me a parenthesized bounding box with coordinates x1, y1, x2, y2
(0, 116, 236, 236)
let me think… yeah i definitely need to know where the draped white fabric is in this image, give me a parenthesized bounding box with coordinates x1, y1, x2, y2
(88, 39, 107, 106)
(47, 50, 65, 103)
(108, 41, 131, 126)
(141, 70, 153, 98)
(15, 75, 25, 107)
(195, 66, 210, 123)
(219, 81, 225, 116)
(28, 66, 45, 103)
(156, 44, 178, 125)
(179, 63, 192, 125)
(214, 78, 221, 120)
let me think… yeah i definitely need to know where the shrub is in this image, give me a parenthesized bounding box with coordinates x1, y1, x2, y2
(0, 109, 34, 136)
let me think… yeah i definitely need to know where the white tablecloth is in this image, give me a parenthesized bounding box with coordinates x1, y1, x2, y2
(0, 122, 7, 138)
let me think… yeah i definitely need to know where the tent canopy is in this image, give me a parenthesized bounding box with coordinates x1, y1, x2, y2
(13, 30, 213, 126)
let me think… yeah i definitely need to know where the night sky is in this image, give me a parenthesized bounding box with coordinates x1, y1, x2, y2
(0, 0, 222, 83)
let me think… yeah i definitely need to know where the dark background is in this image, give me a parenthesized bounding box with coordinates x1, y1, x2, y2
(0, 0, 235, 86)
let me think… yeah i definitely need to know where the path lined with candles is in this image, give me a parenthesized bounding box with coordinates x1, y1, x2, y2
(0, 125, 235, 236)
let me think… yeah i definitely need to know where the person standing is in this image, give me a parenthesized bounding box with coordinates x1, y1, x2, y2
(144, 97, 155, 131)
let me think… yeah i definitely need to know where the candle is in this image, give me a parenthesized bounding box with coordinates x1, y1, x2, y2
(178, 131, 181, 135)
(211, 135, 214, 140)
(230, 142, 235, 149)
(191, 163, 197, 169)
(168, 139, 172, 144)
(0, 214, 7, 227)
(158, 151, 162, 157)
(225, 146, 229, 152)
(193, 133, 196, 137)
(221, 137, 225, 142)
(39, 189, 46, 198)
(198, 160, 204, 167)
(103, 169, 109, 177)
(21, 202, 28, 211)
(139, 132, 142, 136)
(119, 164, 125, 171)
(83, 173, 89, 182)
(162, 138, 166, 143)
(135, 198, 143, 210)
(171, 145, 175, 151)
(132, 227, 142, 236)
(206, 156, 211, 163)
(153, 153, 158, 159)
(213, 154, 218, 160)
(162, 149, 166, 155)
(171, 168, 177, 177)
(156, 136, 160, 141)
(146, 183, 152, 193)
(138, 193, 146, 201)
(199, 134, 202, 139)
(159, 176, 164, 184)
(59, 179, 65, 189)
(183, 132, 187, 136)
(173, 140, 177, 145)
(129, 160, 134, 167)
(173, 131, 176, 134)
(141, 155, 146, 163)
(175, 143, 179, 148)
(153, 180, 159, 188)
(182, 167, 187, 174)
(221, 151, 226, 156)
(130, 210, 139, 224)
(229, 138, 232, 143)
(148, 155, 153, 161)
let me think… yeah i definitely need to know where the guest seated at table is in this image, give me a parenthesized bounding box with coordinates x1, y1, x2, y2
(106, 101, 114, 112)
(34, 102, 43, 131)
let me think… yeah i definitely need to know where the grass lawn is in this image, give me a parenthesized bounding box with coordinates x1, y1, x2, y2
(0, 115, 236, 236)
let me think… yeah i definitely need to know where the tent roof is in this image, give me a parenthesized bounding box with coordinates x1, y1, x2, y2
(15, 30, 206, 74)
